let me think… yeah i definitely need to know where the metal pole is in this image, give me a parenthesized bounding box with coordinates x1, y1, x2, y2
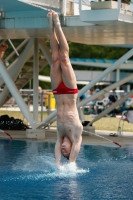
(37, 109, 57, 128)
(60, 0, 66, 15)
(77, 73, 133, 108)
(38, 116, 57, 129)
(78, 48, 133, 97)
(78, 107, 85, 121)
(48, 93, 51, 115)
(33, 38, 39, 124)
(6, 39, 29, 62)
(0, 40, 7, 46)
(0, 39, 34, 107)
(41, 91, 44, 122)
(8, 39, 19, 56)
(77, 97, 85, 121)
(0, 59, 34, 128)
(79, 0, 82, 14)
(39, 39, 52, 66)
(118, 0, 121, 9)
(90, 90, 133, 125)
(127, 85, 130, 92)
(116, 68, 120, 98)
(0, 39, 33, 87)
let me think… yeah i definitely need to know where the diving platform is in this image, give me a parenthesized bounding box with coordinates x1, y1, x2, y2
(0, 0, 132, 45)
(80, 1, 132, 23)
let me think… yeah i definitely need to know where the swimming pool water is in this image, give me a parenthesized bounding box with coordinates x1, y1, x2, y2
(0, 139, 133, 200)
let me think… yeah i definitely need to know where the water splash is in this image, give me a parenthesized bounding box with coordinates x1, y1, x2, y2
(58, 162, 89, 177)
(2, 162, 89, 182)
(12, 155, 55, 172)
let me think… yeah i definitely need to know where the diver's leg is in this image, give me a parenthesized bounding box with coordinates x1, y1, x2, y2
(47, 10, 62, 89)
(52, 12, 77, 89)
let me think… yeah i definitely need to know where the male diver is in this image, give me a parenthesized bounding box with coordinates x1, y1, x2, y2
(47, 10, 83, 166)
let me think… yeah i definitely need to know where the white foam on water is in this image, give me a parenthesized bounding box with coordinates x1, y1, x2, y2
(3, 162, 89, 182)
(57, 162, 89, 177)
(28, 162, 89, 179)
(12, 155, 55, 172)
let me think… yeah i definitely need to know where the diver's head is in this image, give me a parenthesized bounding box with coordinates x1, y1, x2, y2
(61, 136, 72, 160)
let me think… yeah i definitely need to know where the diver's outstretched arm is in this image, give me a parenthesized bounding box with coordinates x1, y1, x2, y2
(55, 138, 62, 167)
(69, 136, 82, 162)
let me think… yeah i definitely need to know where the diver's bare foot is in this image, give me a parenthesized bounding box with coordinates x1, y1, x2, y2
(52, 11, 60, 28)
(47, 10, 54, 27)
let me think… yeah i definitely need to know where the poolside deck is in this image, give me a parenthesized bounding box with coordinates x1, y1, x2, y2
(0, 129, 133, 148)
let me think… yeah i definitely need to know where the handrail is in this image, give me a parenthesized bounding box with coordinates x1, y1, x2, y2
(118, 0, 121, 9)
(79, 0, 82, 14)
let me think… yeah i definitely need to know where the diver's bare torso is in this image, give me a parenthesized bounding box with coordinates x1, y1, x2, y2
(55, 93, 83, 143)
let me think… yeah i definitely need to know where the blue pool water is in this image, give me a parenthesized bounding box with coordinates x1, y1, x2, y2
(0, 139, 133, 200)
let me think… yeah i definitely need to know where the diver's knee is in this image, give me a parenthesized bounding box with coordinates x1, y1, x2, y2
(52, 54, 60, 62)
(60, 52, 69, 62)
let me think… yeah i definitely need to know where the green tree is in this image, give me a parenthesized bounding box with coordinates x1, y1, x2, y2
(69, 43, 129, 59)
(2, 39, 131, 89)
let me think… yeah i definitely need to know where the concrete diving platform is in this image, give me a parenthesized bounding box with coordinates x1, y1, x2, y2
(0, 129, 133, 149)
(80, 0, 133, 23)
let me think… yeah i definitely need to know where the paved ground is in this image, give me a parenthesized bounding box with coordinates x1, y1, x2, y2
(0, 106, 133, 148)
(0, 105, 47, 112)
(0, 128, 133, 149)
